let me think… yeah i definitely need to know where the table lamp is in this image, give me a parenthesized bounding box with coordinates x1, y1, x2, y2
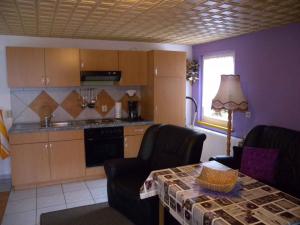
(212, 75, 248, 156)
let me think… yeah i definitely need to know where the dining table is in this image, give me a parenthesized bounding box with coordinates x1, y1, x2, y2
(140, 161, 300, 225)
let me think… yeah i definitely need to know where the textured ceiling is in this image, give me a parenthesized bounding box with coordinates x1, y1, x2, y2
(0, 0, 300, 45)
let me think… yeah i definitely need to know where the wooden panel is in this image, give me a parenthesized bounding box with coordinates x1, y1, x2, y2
(7, 47, 45, 88)
(141, 51, 155, 120)
(49, 140, 85, 180)
(80, 49, 118, 71)
(154, 77, 186, 126)
(124, 125, 149, 136)
(153, 50, 186, 77)
(85, 166, 106, 178)
(11, 143, 51, 186)
(9, 132, 48, 145)
(45, 48, 80, 87)
(124, 134, 143, 158)
(48, 130, 83, 142)
(118, 51, 147, 86)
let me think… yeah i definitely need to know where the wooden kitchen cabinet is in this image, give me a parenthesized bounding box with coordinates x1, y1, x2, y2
(80, 49, 118, 71)
(11, 142, 51, 186)
(49, 140, 85, 180)
(45, 48, 80, 87)
(10, 130, 85, 189)
(154, 77, 185, 126)
(153, 50, 186, 77)
(118, 51, 147, 86)
(124, 125, 149, 158)
(141, 50, 186, 126)
(7, 47, 45, 88)
(124, 135, 143, 158)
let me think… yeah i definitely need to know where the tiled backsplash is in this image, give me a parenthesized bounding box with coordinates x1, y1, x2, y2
(11, 87, 141, 123)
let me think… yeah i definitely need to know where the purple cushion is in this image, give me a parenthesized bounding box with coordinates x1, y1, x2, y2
(240, 147, 279, 185)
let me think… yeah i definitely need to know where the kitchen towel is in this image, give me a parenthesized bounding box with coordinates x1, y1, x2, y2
(0, 110, 9, 159)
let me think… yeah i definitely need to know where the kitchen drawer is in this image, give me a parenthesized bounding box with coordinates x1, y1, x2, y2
(124, 125, 149, 136)
(9, 132, 48, 145)
(48, 130, 83, 141)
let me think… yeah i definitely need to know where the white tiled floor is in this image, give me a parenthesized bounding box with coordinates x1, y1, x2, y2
(1, 179, 107, 225)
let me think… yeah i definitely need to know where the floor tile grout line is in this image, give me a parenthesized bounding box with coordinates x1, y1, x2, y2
(85, 181, 96, 203)
(61, 183, 68, 207)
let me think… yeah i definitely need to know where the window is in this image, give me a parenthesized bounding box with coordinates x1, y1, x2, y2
(201, 52, 235, 128)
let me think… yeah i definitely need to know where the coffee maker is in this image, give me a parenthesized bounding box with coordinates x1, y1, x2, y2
(128, 100, 139, 121)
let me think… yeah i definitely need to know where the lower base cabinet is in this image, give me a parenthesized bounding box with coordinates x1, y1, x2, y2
(11, 143, 51, 186)
(124, 125, 149, 158)
(124, 135, 143, 158)
(10, 130, 85, 189)
(50, 140, 85, 180)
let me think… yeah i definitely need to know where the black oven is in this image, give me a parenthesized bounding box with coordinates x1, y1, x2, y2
(84, 126, 124, 167)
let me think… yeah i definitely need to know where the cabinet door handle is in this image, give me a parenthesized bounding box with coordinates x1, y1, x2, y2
(155, 68, 158, 76)
(46, 77, 50, 85)
(81, 62, 84, 68)
(49, 143, 52, 149)
(44, 144, 48, 150)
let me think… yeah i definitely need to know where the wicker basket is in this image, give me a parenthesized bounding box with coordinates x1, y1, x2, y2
(196, 166, 238, 193)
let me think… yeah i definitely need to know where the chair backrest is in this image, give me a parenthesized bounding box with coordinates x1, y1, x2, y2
(139, 124, 206, 171)
(243, 125, 300, 198)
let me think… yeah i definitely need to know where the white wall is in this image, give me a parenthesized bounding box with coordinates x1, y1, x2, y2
(191, 127, 241, 162)
(0, 35, 192, 176)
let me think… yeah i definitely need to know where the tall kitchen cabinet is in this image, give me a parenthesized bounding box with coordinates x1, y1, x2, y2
(141, 50, 186, 126)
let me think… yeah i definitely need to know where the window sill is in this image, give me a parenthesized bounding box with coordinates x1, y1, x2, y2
(197, 120, 233, 132)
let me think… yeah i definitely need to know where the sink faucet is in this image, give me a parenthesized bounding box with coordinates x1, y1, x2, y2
(41, 114, 53, 128)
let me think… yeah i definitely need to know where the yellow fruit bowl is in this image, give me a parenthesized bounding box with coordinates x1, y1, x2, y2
(196, 166, 238, 193)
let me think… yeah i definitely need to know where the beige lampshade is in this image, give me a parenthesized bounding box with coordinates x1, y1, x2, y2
(212, 75, 248, 111)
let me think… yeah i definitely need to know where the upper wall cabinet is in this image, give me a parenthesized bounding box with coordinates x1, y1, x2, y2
(45, 48, 80, 87)
(118, 51, 147, 86)
(7, 47, 46, 88)
(153, 50, 186, 77)
(7, 47, 80, 88)
(80, 50, 118, 71)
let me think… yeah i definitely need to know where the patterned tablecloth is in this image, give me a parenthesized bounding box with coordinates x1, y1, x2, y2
(140, 161, 300, 225)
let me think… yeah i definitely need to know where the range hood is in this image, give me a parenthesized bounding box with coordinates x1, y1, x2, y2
(80, 71, 121, 86)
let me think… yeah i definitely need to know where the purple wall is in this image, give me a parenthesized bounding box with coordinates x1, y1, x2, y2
(192, 23, 300, 138)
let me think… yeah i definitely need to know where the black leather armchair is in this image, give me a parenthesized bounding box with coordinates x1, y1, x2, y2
(210, 125, 300, 198)
(104, 124, 206, 225)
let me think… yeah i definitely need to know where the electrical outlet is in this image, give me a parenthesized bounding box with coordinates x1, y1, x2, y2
(245, 111, 251, 118)
(101, 105, 108, 112)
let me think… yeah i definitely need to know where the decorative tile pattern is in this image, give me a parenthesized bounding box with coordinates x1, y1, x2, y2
(60, 91, 83, 118)
(29, 91, 58, 118)
(95, 90, 115, 117)
(0, 0, 300, 44)
(11, 88, 140, 123)
(120, 94, 140, 113)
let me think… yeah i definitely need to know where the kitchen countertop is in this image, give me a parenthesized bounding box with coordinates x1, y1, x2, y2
(9, 119, 154, 134)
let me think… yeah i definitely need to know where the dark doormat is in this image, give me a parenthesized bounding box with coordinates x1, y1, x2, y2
(40, 203, 135, 225)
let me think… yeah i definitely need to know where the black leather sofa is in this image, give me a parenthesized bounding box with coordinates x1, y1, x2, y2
(104, 124, 206, 225)
(210, 125, 300, 198)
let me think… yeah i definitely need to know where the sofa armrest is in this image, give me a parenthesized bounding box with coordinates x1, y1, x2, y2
(209, 146, 244, 169)
(104, 158, 148, 179)
(209, 155, 237, 169)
